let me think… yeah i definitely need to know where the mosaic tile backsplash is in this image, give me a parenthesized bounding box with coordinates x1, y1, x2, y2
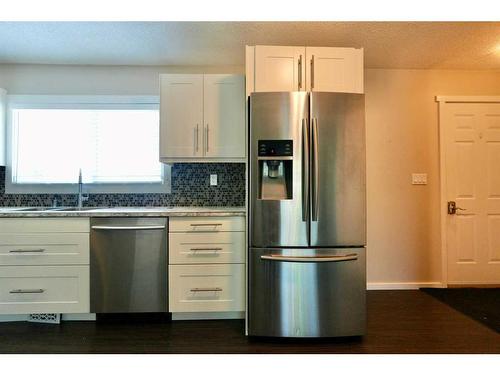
(0, 164, 245, 207)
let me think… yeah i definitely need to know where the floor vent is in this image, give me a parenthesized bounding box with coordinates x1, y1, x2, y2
(28, 313, 61, 324)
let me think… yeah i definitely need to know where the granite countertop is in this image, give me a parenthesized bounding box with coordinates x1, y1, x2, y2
(0, 206, 246, 218)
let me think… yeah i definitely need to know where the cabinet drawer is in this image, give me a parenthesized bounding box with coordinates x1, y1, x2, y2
(0, 265, 89, 314)
(0, 233, 89, 266)
(169, 232, 245, 264)
(0, 218, 90, 233)
(169, 216, 245, 233)
(169, 264, 244, 313)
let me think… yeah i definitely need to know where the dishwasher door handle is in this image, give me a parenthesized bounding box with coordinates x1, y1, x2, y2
(91, 225, 166, 231)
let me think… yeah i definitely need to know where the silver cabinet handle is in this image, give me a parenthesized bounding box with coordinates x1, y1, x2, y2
(190, 287, 222, 292)
(9, 249, 45, 253)
(190, 223, 222, 227)
(194, 124, 199, 154)
(260, 254, 358, 263)
(10, 289, 45, 294)
(302, 118, 309, 222)
(311, 55, 315, 90)
(91, 225, 165, 231)
(205, 124, 209, 154)
(298, 54, 303, 90)
(190, 247, 222, 251)
(311, 117, 319, 221)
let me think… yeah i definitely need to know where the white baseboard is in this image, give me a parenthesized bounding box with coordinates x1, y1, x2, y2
(0, 314, 29, 322)
(172, 311, 244, 320)
(62, 313, 96, 321)
(367, 282, 445, 290)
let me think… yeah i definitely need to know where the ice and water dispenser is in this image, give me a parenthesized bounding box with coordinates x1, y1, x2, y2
(257, 140, 293, 200)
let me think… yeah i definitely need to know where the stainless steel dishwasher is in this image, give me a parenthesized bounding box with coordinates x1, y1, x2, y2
(90, 217, 168, 313)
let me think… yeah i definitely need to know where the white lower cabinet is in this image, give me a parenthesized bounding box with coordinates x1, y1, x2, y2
(0, 233, 89, 266)
(168, 216, 245, 316)
(0, 265, 89, 314)
(0, 218, 90, 315)
(169, 216, 245, 233)
(169, 264, 244, 313)
(169, 231, 245, 264)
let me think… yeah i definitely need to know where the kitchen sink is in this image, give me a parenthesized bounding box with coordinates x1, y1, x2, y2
(1, 207, 61, 212)
(0, 207, 108, 212)
(56, 207, 106, 211)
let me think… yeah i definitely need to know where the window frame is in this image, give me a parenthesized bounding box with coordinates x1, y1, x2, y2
(5, 95, 171, 194)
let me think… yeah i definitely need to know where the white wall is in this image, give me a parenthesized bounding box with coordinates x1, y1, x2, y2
(0, 64, 244, 95)
(1, 64, 499, 288)
(365, 68, 500, 288)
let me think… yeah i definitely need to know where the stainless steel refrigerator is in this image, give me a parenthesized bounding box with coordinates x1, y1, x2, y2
(248, 91, 366, 338)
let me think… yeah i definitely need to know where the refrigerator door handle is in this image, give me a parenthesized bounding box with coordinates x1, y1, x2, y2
(302, 118, 310, 221)
(260, 254, 358, 263)
(312, 117, 319, 221)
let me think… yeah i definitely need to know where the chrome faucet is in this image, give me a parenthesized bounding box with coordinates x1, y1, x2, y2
(77, 169, 89, 209)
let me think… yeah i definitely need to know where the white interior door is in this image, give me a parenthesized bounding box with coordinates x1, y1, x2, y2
(203, 74, 245, 159)
(160, 74, 203, 159)
(254, 45, 306, 92)
(441, 100, 500, 284)
(306, 47, 363, 93)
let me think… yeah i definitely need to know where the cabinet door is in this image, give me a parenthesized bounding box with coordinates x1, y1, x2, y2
(203, 75, 245, 159)
(306, 47, 364, 93)
(160, 74, 203, 159)
(254, 46, 306, 92)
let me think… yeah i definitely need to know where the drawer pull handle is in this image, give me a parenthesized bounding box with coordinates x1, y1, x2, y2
(190, 223, 222, 227)
(10, 289, 45, 294)
(9, 249, 45, 253)
(190, 247, 223, 251)
(190, 287, 222, 292)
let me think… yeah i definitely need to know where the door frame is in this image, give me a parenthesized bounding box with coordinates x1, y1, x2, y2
(437, 96, 500, 286)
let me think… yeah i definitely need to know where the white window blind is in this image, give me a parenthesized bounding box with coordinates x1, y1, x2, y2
(11, 106, 162, 185)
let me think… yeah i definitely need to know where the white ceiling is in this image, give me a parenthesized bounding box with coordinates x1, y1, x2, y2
(0, 22, 499, 69)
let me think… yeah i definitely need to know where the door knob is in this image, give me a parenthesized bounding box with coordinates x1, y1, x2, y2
(447, 201, 466, 215)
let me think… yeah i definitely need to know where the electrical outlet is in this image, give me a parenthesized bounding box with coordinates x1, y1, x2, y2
(412, 173, 427, 185)
(210, 174, 218, 186)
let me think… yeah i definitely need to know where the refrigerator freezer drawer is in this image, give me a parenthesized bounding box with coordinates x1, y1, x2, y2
(248, 247, 366, 337)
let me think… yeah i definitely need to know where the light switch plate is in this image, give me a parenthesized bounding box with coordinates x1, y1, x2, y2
(210, 174, 218, 186)
(412, 173, 427, 185)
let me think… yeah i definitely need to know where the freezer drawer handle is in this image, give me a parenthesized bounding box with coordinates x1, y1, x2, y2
(9, 249, 45, 253)
(260, 254, 358, 263)
(10, 289, 45, 294)
(91, 225, 165, 231)
(190, 287, 223, 292)
(190, 247, 223, 251)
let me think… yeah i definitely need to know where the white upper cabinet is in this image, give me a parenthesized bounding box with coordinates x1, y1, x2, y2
(160, 74, 245, 162)
(203, 75, 245, 159)
(254, 46, 306, 92)
(247, 45, 364, 94)
(305, 47, 364, 93)
(160, 74, 203, 159)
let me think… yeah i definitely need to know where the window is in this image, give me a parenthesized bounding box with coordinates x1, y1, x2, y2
(6, 95, 170, 194)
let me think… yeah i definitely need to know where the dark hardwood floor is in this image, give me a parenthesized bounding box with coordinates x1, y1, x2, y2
(0, 290, 498, 354)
